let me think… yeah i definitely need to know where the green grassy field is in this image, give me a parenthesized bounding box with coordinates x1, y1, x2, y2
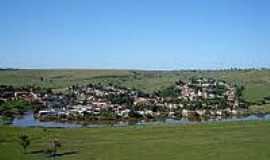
(1, 69, 270, 103)
(1, 121, 270, 160)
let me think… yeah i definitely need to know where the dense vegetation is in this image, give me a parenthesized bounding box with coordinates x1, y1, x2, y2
(0, 99, 32, 124)
(0, 99, 31, 117)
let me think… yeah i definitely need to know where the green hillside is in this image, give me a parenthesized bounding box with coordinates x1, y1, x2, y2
(0, 69, 270, 103)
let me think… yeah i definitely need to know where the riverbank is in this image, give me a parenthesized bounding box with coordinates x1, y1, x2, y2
(1, 120, 270, 160)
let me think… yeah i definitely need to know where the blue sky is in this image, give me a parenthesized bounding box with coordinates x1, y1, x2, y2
(0, 0, 270, 70)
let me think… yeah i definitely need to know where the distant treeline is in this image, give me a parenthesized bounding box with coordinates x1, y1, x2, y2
(173, 68, 270, 72)
(0, 67, 269, 72)
(0, 68, 18, 71)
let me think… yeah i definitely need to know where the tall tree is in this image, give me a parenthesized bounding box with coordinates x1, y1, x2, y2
(18, 134, 30, 154)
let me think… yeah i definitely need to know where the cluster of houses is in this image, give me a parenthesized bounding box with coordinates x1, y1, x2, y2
(175, 78, 247, 117)
(0, 78, 248, 122)
(177, 78, 240, 108)
(0, 85, 41, 103)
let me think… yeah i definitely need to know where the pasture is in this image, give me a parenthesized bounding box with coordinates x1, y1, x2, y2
(1, 121, 270, 160)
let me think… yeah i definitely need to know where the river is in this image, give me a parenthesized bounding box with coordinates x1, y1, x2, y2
(10, 112, 270, 128)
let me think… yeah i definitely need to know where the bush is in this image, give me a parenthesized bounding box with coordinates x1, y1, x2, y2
(158, 86, 180, 97)
(0, 100, 32, 116)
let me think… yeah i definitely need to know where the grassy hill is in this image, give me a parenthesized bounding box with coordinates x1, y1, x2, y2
(0, 69, 270, 103)
(1, 121, 270, 160)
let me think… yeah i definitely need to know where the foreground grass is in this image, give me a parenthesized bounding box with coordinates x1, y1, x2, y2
(1, 121, 270, 160)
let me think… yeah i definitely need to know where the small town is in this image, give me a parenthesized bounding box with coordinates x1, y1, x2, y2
(0, 77, 247, 122)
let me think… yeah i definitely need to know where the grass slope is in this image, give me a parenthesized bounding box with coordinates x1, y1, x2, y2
(1, 121, 270, 160)
(1, 69, 270, 102)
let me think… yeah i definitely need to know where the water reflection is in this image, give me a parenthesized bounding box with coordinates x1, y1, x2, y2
(11, 112, 270, 128)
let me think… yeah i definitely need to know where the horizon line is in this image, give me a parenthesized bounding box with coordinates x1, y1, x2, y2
(1, 67, 269, 72)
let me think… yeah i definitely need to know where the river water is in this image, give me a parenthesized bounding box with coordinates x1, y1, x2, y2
(10, 112, 270, 128)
